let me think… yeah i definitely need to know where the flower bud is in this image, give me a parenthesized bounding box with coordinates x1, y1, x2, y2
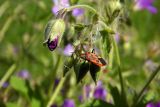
(44, 19, 65, 51)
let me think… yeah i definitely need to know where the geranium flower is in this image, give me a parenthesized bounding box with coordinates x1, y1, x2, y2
(52, 0, 84, 17)
(62, 99, 75, 107)
(63, 44, 74, 56)
(134, 0, 157, 14)
(2, 82, 9, 88)
(47, 37, 58, 51)
(72, 8, 84, 17)
(17, 69, 30, 80)
(93, 81, 107, 101)
(52, 0, 70, 15)
(146, 102, 160, 107)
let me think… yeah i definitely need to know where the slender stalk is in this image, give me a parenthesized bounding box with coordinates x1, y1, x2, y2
(0, 4, 22, 42)
(133, 65, 160, 106)
(111, 34, 127, 106)
(48, 55, 62, 96)
(66, 4, 105, 21)
(46, 76, 67, 107)
(67, 4, 96, 13)
(0, 64, 16, 89)
(0, 1, 9, 18)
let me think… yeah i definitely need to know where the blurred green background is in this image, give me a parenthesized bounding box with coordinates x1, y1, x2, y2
(0, 0, 160, 107)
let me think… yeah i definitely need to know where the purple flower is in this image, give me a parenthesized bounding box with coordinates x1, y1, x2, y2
(114, 33, 120, 43)
(52, 0, 70, 15)
(47, 37, 58, 51)
(53, 78, 60, 89)
(62, 99, 75, 107)
(78, 95, 83, 103)
(93, 81, 107, 101)
(63, 44, 74, 56)
(146, 102, 160, 107)
(2, 82, 9, 88)
(52, 6, 59, 15)
(134, 0, 157, 14)
(85, 84, 91, 98)
(144, 59, 158, 71)
(17, 70, 30, 80)
(72, 8, 84, 17)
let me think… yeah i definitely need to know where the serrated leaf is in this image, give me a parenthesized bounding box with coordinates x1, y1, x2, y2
(77, 62, 89, 84)
(10, 76, 29, 99)
(89, 63, 100, 84)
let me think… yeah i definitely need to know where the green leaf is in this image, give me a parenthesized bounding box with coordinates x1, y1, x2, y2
(31, 97, 41, 107)
(63, 57, 75, 76)
(6, 102, 18, 107)
(77, 62, 89, 84)
(91, 99, 115, 107)
(10, 76, 29, 99)
(109, 85, 128, 107)
(100, 30, 112, 55)
(89, 63, 100, 84)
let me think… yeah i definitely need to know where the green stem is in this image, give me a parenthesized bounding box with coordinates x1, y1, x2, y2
(112, 35, 120, 66)
(111, 34, 127, 106)
(67, 4, 105, 21)
(46, 76, 67, 107)
(0, 1, 9, 18)
(133, 65, 160, 106)
(98, 21, 115, 34)
(0, 4, 22, 42)
(0, 64, 16, 89)
(48, 55, 62, 96)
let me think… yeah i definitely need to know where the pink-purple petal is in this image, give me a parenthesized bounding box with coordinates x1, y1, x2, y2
(63, 44, 74, 56)
(146, 6, 158, 14)
(72, 8, 84, 17)
(62, 99, 75, 107)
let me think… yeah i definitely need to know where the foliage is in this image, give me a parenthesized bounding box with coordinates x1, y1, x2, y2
(0, 0, 160, 107)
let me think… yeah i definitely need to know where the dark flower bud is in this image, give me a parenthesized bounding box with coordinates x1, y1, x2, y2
(47, 37, 58, 51)
(44, 19, 65, 51)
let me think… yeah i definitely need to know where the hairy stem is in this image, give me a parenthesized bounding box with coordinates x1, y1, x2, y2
(67, 4, 105, 21)
(111, 34, 127, 106)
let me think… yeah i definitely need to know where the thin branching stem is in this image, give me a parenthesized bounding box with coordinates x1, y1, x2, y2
(133, 65, 160, 106)
(67, 4, 105, 21)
